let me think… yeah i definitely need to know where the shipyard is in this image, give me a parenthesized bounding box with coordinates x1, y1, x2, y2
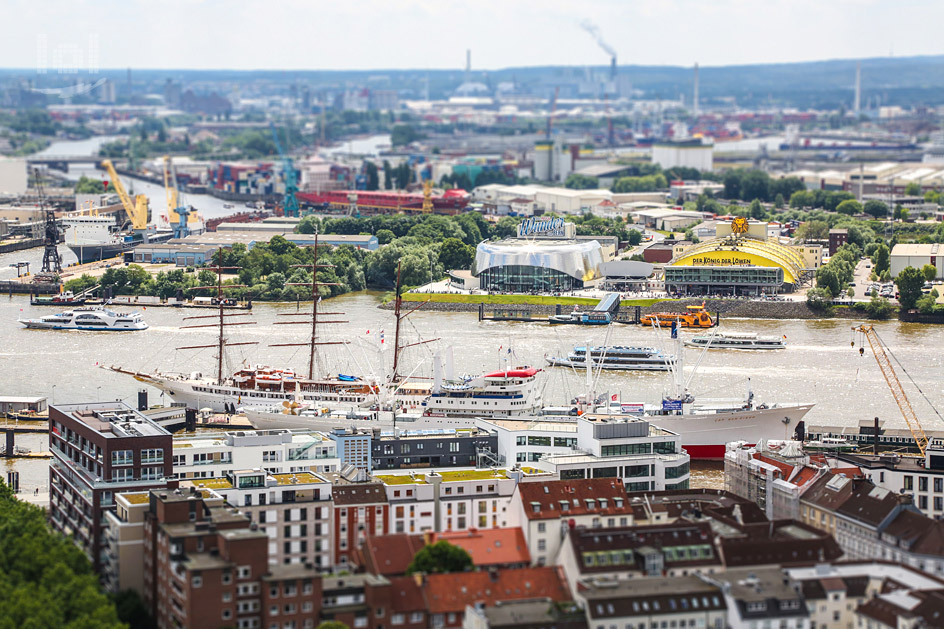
(4, 2, 944, 628)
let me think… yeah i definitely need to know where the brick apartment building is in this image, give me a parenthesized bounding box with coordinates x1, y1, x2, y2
(143, 485, 322, 629)
(330, 480, 388, 569)
(49, 402, 172, 570)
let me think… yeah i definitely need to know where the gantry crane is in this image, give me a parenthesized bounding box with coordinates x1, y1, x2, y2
(162, 155, 200, 238)
(269, 123, 300, 218)
(100, 159, 149, 230)
(852, 324, 930, 456)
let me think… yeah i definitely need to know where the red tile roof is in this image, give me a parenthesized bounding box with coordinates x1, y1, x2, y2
(424, 567, 570, 615)
(518, 478, 633, 521)
(791, 466, 821, 489)
(432, 528, 530, 568)
(358, 533, 426, 576)
(387, 576, 426, 614)
(752, 453, 795, 479)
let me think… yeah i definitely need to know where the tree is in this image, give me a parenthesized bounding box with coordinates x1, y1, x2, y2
(774, 193, 785, 209)
(296, 216, 322, 235)
(872, 244, 890, 275)
(865, 295, 894, 320)
(626, 229, 643, 246)
(806, 287, 832, 311)
(749, 199, 766, 220)
(900, 208, 910, 222)
(895, 266, 925, 310)
(741, 170, 772, 202)
(382, 160, 393, 190)
(816, 266, 841, 297)
(836, 199, 863, 216)
(375, 229, 395, 245)
(0, 482, 125, 628)
(391, 124, 421, 147)
(789, 190, 815, 209)
(922, 264, 937, 283)
(74, 175, 115, 194)
(795, 220, 829, 241)
(406, 541, 473, 575)
(363, 161, 380, 191)
(905, 182, 922, 196)
(564, 173, 599, 189)
(438, 238, 474, 270)
(863, 200, 888, 218)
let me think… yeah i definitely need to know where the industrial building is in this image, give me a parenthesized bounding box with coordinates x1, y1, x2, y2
(651, 139, 714, 172)
(473, 218, 607, 293)
(890, 243, 944, 279)
(666, 218, 820, 295)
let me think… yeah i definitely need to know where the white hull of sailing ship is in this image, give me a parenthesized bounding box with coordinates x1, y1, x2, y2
(120, 371, 429, 412)
(243, 408, 474, 431)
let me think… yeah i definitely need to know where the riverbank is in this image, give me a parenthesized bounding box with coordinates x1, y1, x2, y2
(382, 295, 877, 320)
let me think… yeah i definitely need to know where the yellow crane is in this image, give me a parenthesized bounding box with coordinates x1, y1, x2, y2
(162, 155, 201, 229)
(852, 324, 930, 456)
(100, 159, 149, 230)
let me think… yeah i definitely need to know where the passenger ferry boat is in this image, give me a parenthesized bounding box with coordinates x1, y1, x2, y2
(641, 304, 715, 329)
(804, 437, 857, 452)
(684, 332, 786, 350)
(545, 346, 673, 371)
(421, 367, 545, 418)
(19, 307, 148, 331)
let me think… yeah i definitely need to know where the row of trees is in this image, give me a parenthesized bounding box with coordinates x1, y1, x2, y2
(0, 482, 128, 627)
(722, 169, 806, 203)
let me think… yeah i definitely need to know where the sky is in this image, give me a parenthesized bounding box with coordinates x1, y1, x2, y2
(5, 0, 944, 72)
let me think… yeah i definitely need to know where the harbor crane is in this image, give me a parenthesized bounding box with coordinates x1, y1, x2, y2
(162, 155, 199, 238)
(269, 123, 300, 218)
(852, 324, 930, 456)
(100, 159, 149, 231)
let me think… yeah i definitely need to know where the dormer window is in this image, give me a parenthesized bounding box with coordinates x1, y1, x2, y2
(560, 501, 569, 512)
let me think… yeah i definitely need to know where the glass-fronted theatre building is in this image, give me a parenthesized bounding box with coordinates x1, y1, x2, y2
(473, 218, 606, 293)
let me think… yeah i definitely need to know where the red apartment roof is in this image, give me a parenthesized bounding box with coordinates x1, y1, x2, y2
(752, 453, 795, 479)
(388, 576, 427, 614)
(432, 528, 530, 567)
(518, 478, 633, 521)
(359, 528, 530, 576)
(791, 466, 821, 489)
(423, 567, 570, 614)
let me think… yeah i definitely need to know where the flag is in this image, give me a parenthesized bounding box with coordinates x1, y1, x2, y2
(499, 345, 502, 351)
(611, 393, 618, 401)
(380, 330, 384, 344)
(366, 329, 370, 335)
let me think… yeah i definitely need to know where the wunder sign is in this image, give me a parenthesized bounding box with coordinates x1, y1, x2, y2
(517, 217, 568, 238)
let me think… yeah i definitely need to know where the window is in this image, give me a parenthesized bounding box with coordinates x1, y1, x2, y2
(238, 566, 251, 579)
(141, 448, 164, 463)
(450, 442, 460, 453)
(111, 450, 133, 466)
(111, 468, 134, 482)
(904, 476, 914, 491)
(537, 539, 546, 551)
(223, 609, 232, 620)
(537, 522, 546, 533)
(192, 575, 203, 588)
(920, 477, 929, 492)
(601, 443, 651, 456)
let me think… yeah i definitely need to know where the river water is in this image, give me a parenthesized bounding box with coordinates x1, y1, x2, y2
(3, 287, 944, 491)
(9, 136, 943, 493)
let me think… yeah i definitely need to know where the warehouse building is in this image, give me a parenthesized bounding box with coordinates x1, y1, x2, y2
(890, 243, 944, 279)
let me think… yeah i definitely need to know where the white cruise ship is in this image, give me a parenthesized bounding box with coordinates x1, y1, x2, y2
(19, 307, 148, 331)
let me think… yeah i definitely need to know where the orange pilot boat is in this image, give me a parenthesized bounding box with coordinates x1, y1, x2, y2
(641, 303, 715, 329)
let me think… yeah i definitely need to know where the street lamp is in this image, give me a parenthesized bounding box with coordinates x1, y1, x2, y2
(51, 384, 56, 405)
(96, 386, 102, 401)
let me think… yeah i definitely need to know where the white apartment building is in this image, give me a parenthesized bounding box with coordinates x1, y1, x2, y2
(183, 469, 334, 571)
(373, 469, 534, 535)
(172, 429, 339, 480)
(477, 415, 690, 492)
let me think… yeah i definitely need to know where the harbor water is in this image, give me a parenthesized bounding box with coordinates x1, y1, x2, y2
(3, 286, 944, 492)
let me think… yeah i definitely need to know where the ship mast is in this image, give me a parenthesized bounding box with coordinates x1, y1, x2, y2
(178, 247, 257, 384)
(390, 261, 439, 382)
(270, 232, 348, 380)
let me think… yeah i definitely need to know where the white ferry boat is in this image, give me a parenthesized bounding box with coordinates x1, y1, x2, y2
(545, 346, 673, 371)
(684, 331, 786, 350)
(19, 307, 148, 331)
(421, 367, 545, 418)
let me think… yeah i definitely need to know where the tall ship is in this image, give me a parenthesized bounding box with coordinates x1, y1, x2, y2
(545, 345, 673, 371)
(19, 306, 148, 331)
(111, 246, 430, 413)
(684, 331, 787, 350)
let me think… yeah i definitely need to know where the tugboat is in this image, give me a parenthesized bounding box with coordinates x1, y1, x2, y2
(641, 303, 715, 329)
(30, 291, 87, 306)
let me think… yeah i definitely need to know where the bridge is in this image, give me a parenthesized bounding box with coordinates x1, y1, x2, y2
(26, 156, 104, 171)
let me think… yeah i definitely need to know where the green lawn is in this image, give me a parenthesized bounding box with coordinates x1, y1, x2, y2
(401, 293, 666, 307)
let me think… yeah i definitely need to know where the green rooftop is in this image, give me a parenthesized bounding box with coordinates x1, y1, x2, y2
(190, 477, 233, 490)
(119, 492, 151, 505)
(439, 470, 508, 482)
(375, 474, 427, 485)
